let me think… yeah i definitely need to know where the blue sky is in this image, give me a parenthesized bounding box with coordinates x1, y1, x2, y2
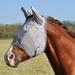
(0, 0, 75, 24)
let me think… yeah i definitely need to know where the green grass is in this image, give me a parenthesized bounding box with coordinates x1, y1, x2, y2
(0, 39, 55, 75)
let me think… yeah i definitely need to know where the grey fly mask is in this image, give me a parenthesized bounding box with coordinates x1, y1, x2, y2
(12, 7, 47, 57)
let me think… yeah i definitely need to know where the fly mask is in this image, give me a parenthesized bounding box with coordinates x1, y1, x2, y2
(12, 7, 47, 57)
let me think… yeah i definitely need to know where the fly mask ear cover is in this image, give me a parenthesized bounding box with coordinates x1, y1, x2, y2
(12, 7, 47, 57)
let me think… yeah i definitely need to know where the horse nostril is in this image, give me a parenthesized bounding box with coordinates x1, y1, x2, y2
(9, 54, 13, 59)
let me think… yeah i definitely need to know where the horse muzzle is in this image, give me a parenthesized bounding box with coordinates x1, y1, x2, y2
(4, 53, 19, 67)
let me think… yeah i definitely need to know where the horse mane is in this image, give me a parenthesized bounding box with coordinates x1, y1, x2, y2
(46, 16, 75, 38)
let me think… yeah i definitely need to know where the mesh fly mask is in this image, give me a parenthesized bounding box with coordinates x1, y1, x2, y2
(12, 14, 47, 57)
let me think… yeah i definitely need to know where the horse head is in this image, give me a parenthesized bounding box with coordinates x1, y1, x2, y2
(4, 7, 47, 67)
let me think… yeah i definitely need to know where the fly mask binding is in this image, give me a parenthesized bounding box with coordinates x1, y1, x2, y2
(12, 7, 47, 58)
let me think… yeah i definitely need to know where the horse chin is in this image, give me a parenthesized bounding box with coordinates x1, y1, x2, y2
(11, 59, 19, 68)
(7, 60, 19, 68)
(7, 63, 18, 68)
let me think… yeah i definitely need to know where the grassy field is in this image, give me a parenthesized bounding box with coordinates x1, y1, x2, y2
(0, 39, 55, 75)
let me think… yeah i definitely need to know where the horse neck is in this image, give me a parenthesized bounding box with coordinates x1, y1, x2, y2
(45, 19, 75, 57)
(45, 19, 75, 75)
(45, 20, 67, 74)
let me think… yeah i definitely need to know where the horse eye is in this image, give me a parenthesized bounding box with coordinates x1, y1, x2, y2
(9, 54, 13, 59)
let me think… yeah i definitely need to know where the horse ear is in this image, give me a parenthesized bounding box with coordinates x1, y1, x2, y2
(31, 6, 43, 24)
(21, 6, 31, 19)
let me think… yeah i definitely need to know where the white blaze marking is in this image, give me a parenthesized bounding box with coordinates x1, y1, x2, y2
(7, 46, 13, 55)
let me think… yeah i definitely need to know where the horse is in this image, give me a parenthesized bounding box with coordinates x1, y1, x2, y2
(4, 7, 75, 75)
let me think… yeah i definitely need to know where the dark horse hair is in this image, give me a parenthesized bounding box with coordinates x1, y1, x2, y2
(47, 16, 75, 38)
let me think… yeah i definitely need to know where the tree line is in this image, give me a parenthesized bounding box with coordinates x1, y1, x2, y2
(0, 21, 75, 39)
(63, 21, 75, 32)
(0, 23, 21, 39)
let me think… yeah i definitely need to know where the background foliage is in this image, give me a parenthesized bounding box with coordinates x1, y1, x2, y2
(0, 21, 75, 39)
(0, 24, 21, 39)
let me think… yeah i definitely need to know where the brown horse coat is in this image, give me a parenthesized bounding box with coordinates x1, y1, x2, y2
(45, 17, 75, 75)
